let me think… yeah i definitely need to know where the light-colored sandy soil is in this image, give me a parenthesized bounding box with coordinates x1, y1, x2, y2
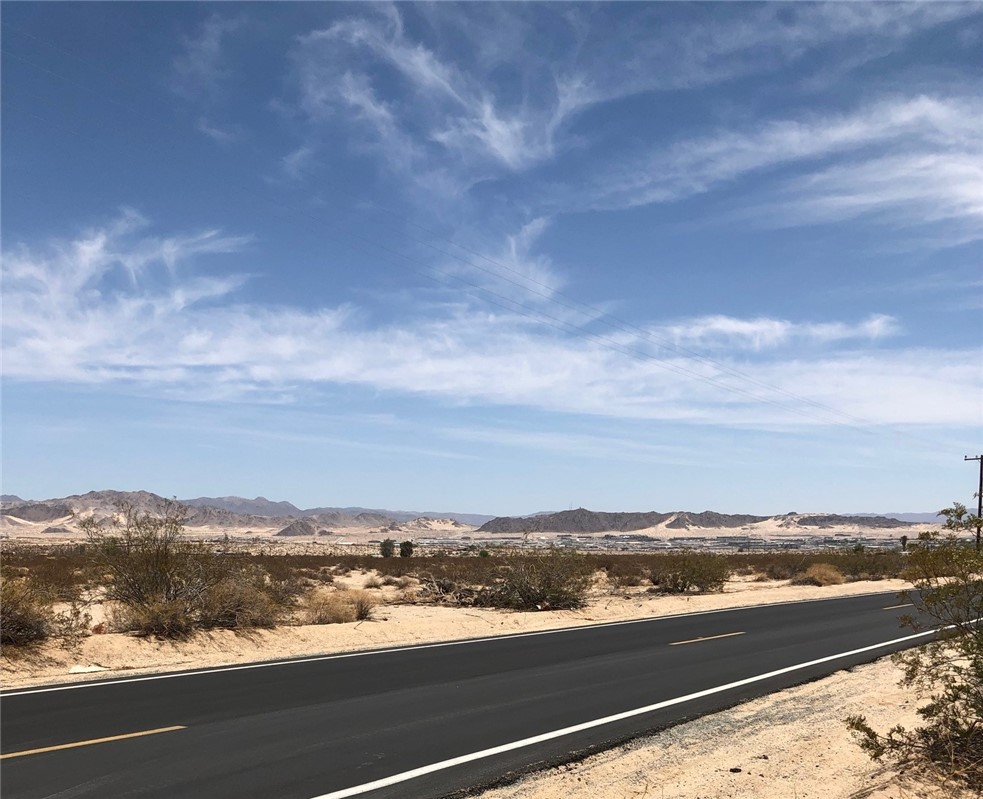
(3, 576, 965, 798)
(474, 654, 974, 799)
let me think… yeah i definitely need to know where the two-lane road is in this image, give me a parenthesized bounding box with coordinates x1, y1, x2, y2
(1, 592, 930, 799)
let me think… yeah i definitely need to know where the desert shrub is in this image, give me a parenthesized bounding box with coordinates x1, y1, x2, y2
(399, 540, 414, 557)
(0, 546, 91, 601)
(790, 563, 845, 586)
(110, 598, 194, 638)
(303, 589, 375, 624)
(304, 590, 356, 624)
(763, 560, 800, 580)
(648, 553, 730, 594)
(848, 502, 983, 791)
(476, 549, 592, 610)
(349, 590, 376, 620)
(198, 568, 281, 629)
(729, 551, 905, 583)
(80, 500, 288, 637)
(0, 577, 54, 647)
(613, 573, 646, 588)
(379, 539, 396, 558)
(363, 574, 383, 589)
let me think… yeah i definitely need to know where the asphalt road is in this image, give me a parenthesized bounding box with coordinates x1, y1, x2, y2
(1, 591, 932, 799)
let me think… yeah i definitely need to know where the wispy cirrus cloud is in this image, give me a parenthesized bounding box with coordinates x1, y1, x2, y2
(3, 214, 979, 430)
(171, 15, 242, 99)
(656, 314, 900, 352)
(438, 217, 566, 306)
(172, 14, 244, 143)
(290, 7, 565, 188)
(283, 2, 978, 190)
(567, 95, 983, 246)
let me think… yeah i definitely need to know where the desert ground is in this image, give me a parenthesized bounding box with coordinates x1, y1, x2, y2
(4, 569, 963, 798)
(2, 507, 962, 799)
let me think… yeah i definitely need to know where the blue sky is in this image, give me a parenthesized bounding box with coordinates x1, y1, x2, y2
(2, 2, 981, 515)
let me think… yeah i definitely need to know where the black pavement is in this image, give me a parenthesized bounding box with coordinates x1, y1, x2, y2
(0, 591, 929, 799)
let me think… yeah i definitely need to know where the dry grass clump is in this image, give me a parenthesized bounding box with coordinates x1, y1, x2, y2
(363, 575, 384, 589)
(303, 589, 377, 625)
(382, 575, 414, 589)
(791, 563, 845, 586)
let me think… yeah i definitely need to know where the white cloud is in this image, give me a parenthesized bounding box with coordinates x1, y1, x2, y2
(4, 215, 979, 431)
(769, 151, 983, 244)
(657, 314, 900, 352)
(290, 6, 582, 184)
(172, 15, 242, 100)
(569, 95, 982, 245)
(196, 118, 239, 144)
(279, 144, 317, 181)
(281, 2, 981, 231)
(439, 217, 566, 306)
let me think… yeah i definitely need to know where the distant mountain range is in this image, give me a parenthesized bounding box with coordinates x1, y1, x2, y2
(477, 508, 919, 534)
(848, 511, 942, 524)
(0, 491, 940, 533)
(180, 496, 494, 526)
(0, 491, 494, 528)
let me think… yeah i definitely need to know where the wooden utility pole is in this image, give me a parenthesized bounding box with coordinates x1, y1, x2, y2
(966, 454, 982, 551)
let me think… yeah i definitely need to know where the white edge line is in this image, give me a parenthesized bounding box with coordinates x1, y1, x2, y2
(310, 626, 943, 799)
(0, 590, 907, 698)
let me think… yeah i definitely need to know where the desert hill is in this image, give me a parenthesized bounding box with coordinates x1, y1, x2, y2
(0, 491, 485, 532)
(478, 508, 916, 534)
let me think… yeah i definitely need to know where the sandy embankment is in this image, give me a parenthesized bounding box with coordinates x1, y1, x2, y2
(4, 577, 961, 799)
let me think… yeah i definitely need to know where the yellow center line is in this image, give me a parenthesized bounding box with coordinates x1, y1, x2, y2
(0, 725, 186, 760)
(669, 631, 745, 646)
(883, 603, 914, 610)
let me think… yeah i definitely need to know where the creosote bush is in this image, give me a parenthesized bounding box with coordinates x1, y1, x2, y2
(80, 500, 288, 637)
(648, 553, 730, 594)
(476, 549, 593, 610)
(847, 502, 983, 791)
(790, 563, 845, 586)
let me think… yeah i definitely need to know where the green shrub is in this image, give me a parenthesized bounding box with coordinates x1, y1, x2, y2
(399, 540, 415, 557)
(476, 549, 592, 610)
(81, 500, 288, 637)
(847, 502, 983, 791)
(648, 553, 730, 594)
(380, 539, 396, 558)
